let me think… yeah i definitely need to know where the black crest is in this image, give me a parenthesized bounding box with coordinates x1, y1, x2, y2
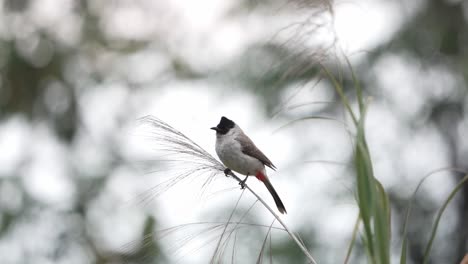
(211, 116, 235, 134)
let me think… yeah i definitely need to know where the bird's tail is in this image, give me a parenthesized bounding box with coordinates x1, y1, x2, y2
(255, 171, 287, 214)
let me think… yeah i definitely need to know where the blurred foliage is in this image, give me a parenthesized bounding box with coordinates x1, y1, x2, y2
(364, 2, 468, 263)
(0, 0, 467, 263)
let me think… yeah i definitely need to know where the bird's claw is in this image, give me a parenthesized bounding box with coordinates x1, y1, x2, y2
(238, 175, 248, 189)
(239, 181, 246, 189)
(223, 168, 231, 177)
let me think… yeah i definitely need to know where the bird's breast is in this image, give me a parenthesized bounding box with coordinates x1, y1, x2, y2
(215, 136, 264, 176)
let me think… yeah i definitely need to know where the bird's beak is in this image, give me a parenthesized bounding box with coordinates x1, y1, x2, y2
(210, 127, 219, 131)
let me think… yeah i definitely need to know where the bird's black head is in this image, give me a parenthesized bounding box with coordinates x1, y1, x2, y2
(211, 116, 235, 135)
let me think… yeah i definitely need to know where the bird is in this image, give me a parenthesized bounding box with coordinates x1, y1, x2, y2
(211, 116, 287, 214)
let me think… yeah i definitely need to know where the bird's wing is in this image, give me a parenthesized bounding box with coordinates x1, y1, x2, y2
(236, 135, 276, 170)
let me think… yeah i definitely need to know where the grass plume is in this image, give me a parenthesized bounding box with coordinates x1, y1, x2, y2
(137, 115, 318, 263)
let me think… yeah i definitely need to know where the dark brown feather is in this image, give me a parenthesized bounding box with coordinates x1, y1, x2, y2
(236, 134, 276, 170)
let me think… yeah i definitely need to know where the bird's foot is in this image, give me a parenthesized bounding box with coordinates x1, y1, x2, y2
(223, 168, 231, 177)
(239, 175, 248, 189)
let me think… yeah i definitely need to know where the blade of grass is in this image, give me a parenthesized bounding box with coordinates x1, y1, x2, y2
(331, 55, 390, 264)
(400, 238, 407, 264)
(320, 64, 358, 125)
(344, 54, 364, 115)
(257, 219, 276, 264)
(354, 103, 376, 262)
(226, 170, 319, 264)
(354, 99, 391, 264)
(344, 213, 361, 264)
(273, 115, 349, 134)
(399, 167, 466, 264)
(374, 180, 391, 264)
(423, 174, 468, 264)
(210, 189, 246, 263)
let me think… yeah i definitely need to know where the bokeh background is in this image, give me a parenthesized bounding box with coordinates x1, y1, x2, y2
(0, 0, 467, 263)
